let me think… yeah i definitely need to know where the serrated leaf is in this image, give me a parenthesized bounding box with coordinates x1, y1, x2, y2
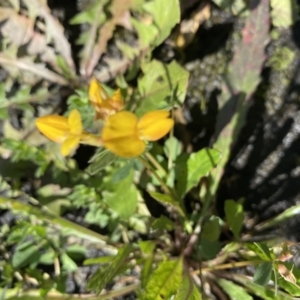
(217, 278, 253, 300)
(136, 60, 189, 117)
(87, 245, 132, 294)
(270, 0, 298, 28)
(253, 262, 273, 286)
(144, 258, 183, 300)
(175, 274, 202, 300)
(224, 200, 243, 239)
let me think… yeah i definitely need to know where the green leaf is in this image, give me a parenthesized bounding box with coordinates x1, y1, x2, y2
(152, 216, 175, 231)
(144, 0, 180, 46)
(224, 199, 243, 239)
(164, 136, 181, 160)
(60, 253, 78, 272)
(175, 274, 202, 300)
(143, 258, 183, 300)
(12, 242, 41, 269)
(270, 0, 298, 28)
(131, 18, 158, 47)
(87, 245, 132, 294)
(112, 161, 134, 183)
(256, 202, 300, 231)
(139, 241, 156, 255)
(217, 278, 253, 300)
(253, 262, 273, 286)
(177, 148, 220, 197)
(136, 60, 189, 117)
(87, 149, 118, 175)
(149, 191, 183, 216)
(231, 273, 295, 300)
(198, 239, 222, 260)
(103, 170, 138, 219)
(246, 243, 272, 261)
(202, 216, 221, 242)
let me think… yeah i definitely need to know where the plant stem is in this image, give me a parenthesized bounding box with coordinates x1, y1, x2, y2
(138, 156, 178, 203)
(198, 259, 263, 273)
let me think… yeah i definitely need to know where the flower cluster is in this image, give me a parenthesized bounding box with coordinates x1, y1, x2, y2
(36, 78, 174, 158)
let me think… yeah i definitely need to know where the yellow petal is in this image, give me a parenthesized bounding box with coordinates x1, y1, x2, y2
(36, 115, 69, 143)
(102, 111, 138, 140)
(61, 135, 80, 156)
(103, 135, 146, 158)
(138, 110, 174, 141)
(68, 109, 82, 135)
(88, 78, 109, 106)
(110, 88, 124, 111)
(102, 111, 144, 157)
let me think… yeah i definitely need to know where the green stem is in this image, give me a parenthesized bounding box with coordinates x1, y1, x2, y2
(138, 156, 179, 204)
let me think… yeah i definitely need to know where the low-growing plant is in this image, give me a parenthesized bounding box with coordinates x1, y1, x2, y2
(0, 0, 300, 299)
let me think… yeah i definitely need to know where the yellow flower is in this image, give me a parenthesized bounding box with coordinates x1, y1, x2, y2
(102, 110, 174, 158)
(88, 78, 124, 120)
(36, 109, 83, 156)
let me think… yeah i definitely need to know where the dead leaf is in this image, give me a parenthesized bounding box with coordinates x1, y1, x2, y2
(23, 0, 75, 71)
(175, 2, 211, 49)
(84, 0, 133, 77)
(0, 8, 34, 46)
(0, 52, 68, 85)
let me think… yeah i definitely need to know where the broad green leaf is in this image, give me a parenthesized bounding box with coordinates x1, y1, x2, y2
(217, 278, 253, 300)
(149, 191, 183, 216)
(176, 148, 220, 197)
(202, 216, 221, 242)
(136, 60, 189, 116)
(12, 242, 41, 269)
(175, 274, 202, 300)
(87, 149, 118, 175)
(224, 199, 243, 239)
(270, 0, 298, 28)
(198, 239, 222, 260)
(253, 262, 273, 286)
(103, 170, 138, 219)
(143, 0, 180, 46)
(144, 257, 183, 300)
(87, 245, 133, 294)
